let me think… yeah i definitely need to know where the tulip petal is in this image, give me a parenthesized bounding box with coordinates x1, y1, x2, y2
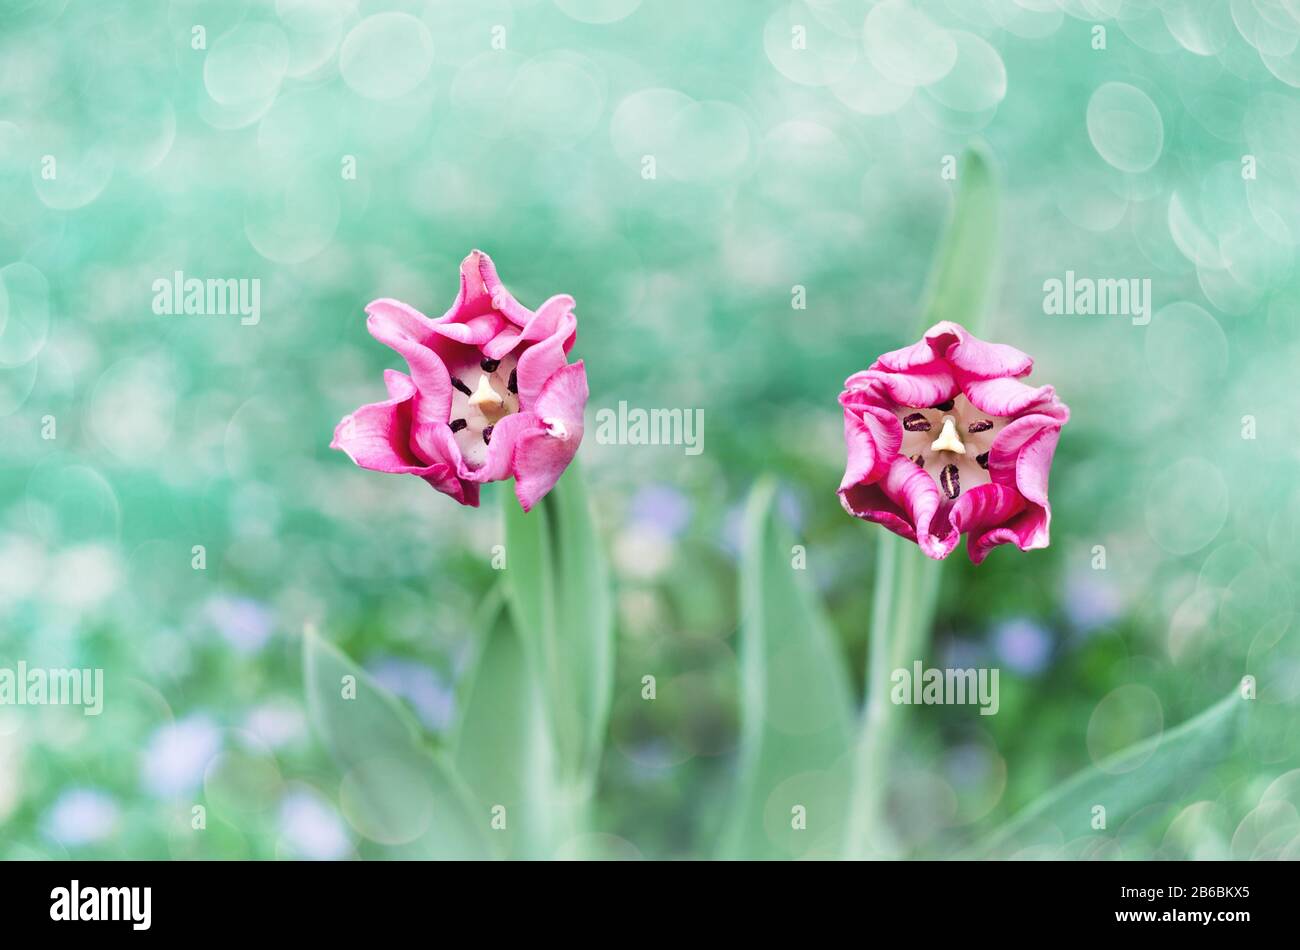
(874, 322, 1032, 379)
(966, 506, 1050, 565)
(986, 414, 1063, 497)
(440, 249, 532, 327)
(940, 329, 1032, 379)
(840, 403, 902, 490)
(330, 378, 425, 474)
(948, 483, 1029, 563)
(513, 321, 572, 409)
(482, 294, 577, 362)
(512, 361, 588, 511)
(973, 420, 1061, 562)
(431, 311, 511, 347)
(843, 368, 957, 412)
(964, 377, 1068, 420)
(840, 456, 959, 560)
(366, 301, 454, 424)
(468, 249, 535, 326)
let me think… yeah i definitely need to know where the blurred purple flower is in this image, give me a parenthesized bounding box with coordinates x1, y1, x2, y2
(369, 658, 455, 733)
(992, 618, 1053, 675)
(628, 483, 692, 539)
(204, 595, 274, 655)
(776, 487, 804, 533)
(141, 714, 222, 797)
(720, 502, 745, 558)
(941, 637, 988, 671)
(279, 790, 350, 860)
(243, 701, 306, 749)
(1063, 569, 1123, 634)
(945, 743, 995, 787)
(43, 788, 119, 846)
(721, 487, 805, 558)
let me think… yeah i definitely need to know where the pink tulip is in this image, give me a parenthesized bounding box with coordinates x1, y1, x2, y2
(838, 321, 1069, 563)
(331, 250, 588, 511)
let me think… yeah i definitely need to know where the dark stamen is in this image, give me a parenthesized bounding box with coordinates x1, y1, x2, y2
(482, 424, 494, 445)
(968, 420, 993, 433)
(449, 418, 467, 433)
(940, 464, 960, 500)
(507, 369, 517, 394)
(933, 399, 955, 412)
(976, 452, 989, 470)
(912, 453, 924, 466)
(903, 412, 931, 432)
(480, 358, 500, 373)
(451, 376, 472, 396)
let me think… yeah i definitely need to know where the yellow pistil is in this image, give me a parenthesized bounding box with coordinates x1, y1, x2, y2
(930, 415, 966, 455)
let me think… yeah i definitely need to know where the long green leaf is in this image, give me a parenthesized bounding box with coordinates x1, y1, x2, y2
(720, 478, 856, 859)
(303, 627, 493, 858)
(501, 463, 613, 787)
(973, 689, 1247, 857)
(919, 144, 1000, 328)
(451, 588, 557, 859)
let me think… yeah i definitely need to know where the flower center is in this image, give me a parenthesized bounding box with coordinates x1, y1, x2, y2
(449, 356, 520, 467)
(897, 394, 1006, 502)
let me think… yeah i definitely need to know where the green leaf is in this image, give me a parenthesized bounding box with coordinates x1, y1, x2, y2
(501, 463, 613, 786)
(844, 530, 944, 858)
(919, 144, 1000, 332)
(720, 478, 856, 859)
(303, 627, 493, 859)
(972, 689, 1248, 857)
(451, 587, 558, 859)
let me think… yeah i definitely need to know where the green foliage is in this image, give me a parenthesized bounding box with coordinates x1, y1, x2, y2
(302, 466, 615, 859)
(720, 478, 855, 859)
(502, 465, 614, 788)
(920, 146, 1000, 330)
(974, 690, 1248, 857)
(303, 627, 491, 859)
(451, 587, 557, 859)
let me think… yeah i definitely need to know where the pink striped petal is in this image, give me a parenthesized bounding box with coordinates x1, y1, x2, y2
(967, 507, 1050, 564)
(875, 322, 1032, 379)
(840, 456, 959, 560)
(986, 414, 1063, 501)
(843, 367, 957, 412)
(840, 403, 902, 490)
(964, 377, 1068, 420)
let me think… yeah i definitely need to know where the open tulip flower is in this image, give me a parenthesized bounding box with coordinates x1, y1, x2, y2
(331, 250, 588, 511)
(838, 321, 1069, 563)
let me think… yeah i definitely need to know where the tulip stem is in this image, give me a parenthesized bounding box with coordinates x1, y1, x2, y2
(845, 532, 943, 858)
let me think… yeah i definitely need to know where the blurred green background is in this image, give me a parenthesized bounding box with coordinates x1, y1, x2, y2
(0, 0, 1298, 859)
